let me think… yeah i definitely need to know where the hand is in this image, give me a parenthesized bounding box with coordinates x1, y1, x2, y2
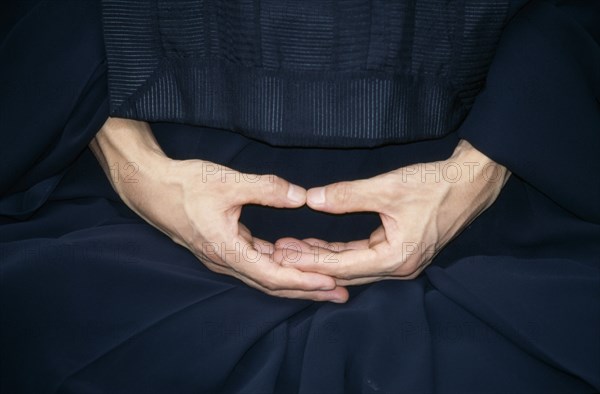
(273, 140, 510, 286)
(90, 118, 349, 302)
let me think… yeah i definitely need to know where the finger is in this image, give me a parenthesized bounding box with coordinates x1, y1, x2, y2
(276, 237, 348, 252)
(367, 225, 388, 245)
(334, 263, 428, 286)
(272, 238, 319, 264)
(267, 286, 349, 303)
(235, 173, 306, 208)
(204, 259, 349, 302)
(272, 237, 369, 264)
(335, 276, 387, 286)
(294, 226, 386, 252)
(301, 237, 370, 251)
(279, 244, 385, 280)
(227, 236, 337, 291)
(306, 176, 388, 213)
(248, 277, 349, 303)
(252, 236, 275, 256)
(273, 237, 312, 251)
(236, 223, 275, 256)
(283, 240, 424, 281)
(238, 223, 253, 241)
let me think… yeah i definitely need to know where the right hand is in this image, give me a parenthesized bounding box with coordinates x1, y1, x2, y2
(91, 117, 349, 302)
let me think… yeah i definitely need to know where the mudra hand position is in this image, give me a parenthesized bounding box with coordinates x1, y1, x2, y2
(93, 117, 509, 303)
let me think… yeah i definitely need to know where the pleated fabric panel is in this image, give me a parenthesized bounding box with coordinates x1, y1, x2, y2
(102, 0, 509, 147)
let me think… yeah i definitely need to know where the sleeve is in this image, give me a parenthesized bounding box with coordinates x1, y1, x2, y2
(457, 0, 600, 223)
(0, 0, 108, 216)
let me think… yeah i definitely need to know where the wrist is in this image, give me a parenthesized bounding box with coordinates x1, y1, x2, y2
(91, 117, 172, 199)
(95, 117, 167, 162)
(449, 139, 510, 188)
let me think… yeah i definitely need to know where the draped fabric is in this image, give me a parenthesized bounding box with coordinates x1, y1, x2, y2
(1, 0, 599, 393)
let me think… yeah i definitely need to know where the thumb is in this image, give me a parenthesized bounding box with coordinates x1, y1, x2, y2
(306, 178, 384, 213)
(236, 173, 306, 208)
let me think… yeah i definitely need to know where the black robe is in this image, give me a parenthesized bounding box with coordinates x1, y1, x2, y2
(1, 1, 599, 393)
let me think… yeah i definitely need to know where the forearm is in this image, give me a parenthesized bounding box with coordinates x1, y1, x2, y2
(89, 117, 170, 205)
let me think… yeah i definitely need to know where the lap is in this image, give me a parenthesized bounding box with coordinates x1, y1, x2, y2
(2, 203, 598, 393)
(1, 126, 599, 393)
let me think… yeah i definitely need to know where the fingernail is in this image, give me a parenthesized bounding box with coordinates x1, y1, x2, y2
(287, 184, 304, 204)
(330, 297, 346, 304)
(308, 187, 326, 205)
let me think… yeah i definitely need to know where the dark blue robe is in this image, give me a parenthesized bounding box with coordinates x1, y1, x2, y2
(1, 1, 599, 393)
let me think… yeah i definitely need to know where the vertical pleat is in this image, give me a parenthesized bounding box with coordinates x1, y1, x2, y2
(102, 0, 509, 147)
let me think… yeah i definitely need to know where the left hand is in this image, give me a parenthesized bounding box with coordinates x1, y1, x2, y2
(273, 140, 510, 286)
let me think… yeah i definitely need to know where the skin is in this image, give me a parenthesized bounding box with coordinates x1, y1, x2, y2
(90, 117, 509, 302)
(273, 142, 511, 286)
